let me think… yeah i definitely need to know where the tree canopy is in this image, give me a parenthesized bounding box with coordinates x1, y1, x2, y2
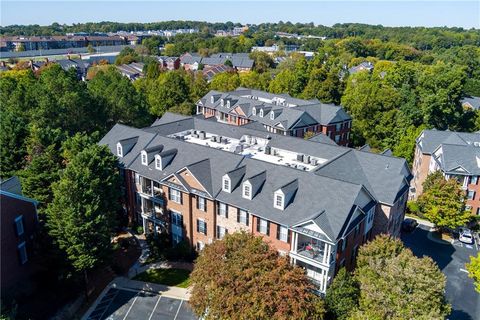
(189, 232, 325, 320)
(466, 254, 480, 293)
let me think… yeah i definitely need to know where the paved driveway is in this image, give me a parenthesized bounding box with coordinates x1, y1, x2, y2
(85, 288, 197, 320)
(401, 224, 479, 320)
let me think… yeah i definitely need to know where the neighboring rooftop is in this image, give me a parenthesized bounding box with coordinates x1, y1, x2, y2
(417, 129, 480, 154)
(461, 96, 480, 110)
(0, 176, 22, 196)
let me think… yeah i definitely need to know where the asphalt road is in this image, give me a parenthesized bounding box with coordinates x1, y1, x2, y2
(401, 224, 480, 320)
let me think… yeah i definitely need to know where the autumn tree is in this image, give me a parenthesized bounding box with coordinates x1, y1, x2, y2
(189, 232, 325, 320)
(418, 171, 472, 230)
(209, 71, 241, 92)
(352, 235, 451, 319)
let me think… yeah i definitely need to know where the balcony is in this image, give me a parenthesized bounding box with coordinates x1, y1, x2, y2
(291, 232, 335, 266)
(141, 184, 152, 196)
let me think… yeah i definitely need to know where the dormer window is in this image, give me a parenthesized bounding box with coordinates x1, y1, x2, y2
(211, 96, 214, 103)
(252, 107, 256, 116)
(141, 151, 147, 165)
(227, 100, 231, 108)
(155, 155, 161, 170)
(259, 109, 264, 117)
(270, 112, 275, 120)
(274, 192, 284, 210)
(116, 143, 123, 157)
(222, 176, 231, 193)
(221, 99, 224, 107)
(243, 182, 251, 199)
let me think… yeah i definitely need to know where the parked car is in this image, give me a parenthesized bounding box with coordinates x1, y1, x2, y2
(401, 218, 418, 232)
(459, 228, 474, 244)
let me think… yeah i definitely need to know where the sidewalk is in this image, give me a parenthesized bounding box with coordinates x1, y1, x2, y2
(405, 215, 435, 228)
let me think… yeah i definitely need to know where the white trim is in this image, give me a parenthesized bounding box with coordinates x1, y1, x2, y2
(116, 142, 123, 157)
(242, 181, 252, 200)
(273, 191, 284, 210)
(222, 175, 231, 193)
(141, 151, 148, 165)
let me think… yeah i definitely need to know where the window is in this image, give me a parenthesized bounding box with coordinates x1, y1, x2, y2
(471, 176, 479, 185)
(218, 202, 227, 217)
(210, 96, 214, 103)
(335, 123, 342, 131)
(217, 226, 227, 239)
(14, 216, 24, 236)
(243, 184, 251, 199)
(252, 107, 256, 116)
(257, 218, 269, 235)
(238, 209, 249, 226)
(197, 219, 207, 235)
(277, 225, 289, 242)
(274, 194, 284, 209)
(18, 242, 27, 265)
(222, 176, 231, 192)
(467, 190, 475, 200)
(477, 207, 480, 215)
(172, 233, 183, 244)
(335, 135, 341, 143)
(197, 196, 206, 211)
(270, 112, 275, 120)
(171, 211, 183, 226)
(116, 143, 123, 157)
(341, 237, 348, 252)
(169, 188, 182, 204)
(196, 241, 205, 251)
(141, 151, 147, 165)
(155, 156, 161, 170)
(135, 173, 140, 184)
(259, 109, 264, 117)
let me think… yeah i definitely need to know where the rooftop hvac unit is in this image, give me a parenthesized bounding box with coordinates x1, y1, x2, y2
(303, 155, 310, 164)
(192, 133, 199, 138)
(211, 136, 217, 142)
(199, 131, 206, 140)
(265, 146, 271, 155)
(296, 154, 304, 162)
(297, 165, 306, 171)
(310, 158, 318, 166)
(234, 144, 243, 154)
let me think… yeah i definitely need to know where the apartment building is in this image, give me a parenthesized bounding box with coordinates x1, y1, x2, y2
(180, 53, 254, 72)
(100, 112, 411, 294)
(1, 177, 38, 297)
(410, 129, 480, 215)
(196, 88, 352, 146)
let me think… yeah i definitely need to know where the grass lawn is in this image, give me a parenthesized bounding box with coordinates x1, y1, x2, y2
(134, 268, 191, 288)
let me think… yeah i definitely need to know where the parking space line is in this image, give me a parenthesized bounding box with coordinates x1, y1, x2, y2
(173, 299, 184, 320)
(148, 295, 162, 320)
(122, 294, 139, 320)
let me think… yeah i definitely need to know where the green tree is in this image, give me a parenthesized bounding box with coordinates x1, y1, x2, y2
(115, 47, 138, 65)
(190, 232, 325, 320)
(0, 109, 28, 178)
(352, 235, 451, 320)
(239, 71, 271, 91)
(325, 268, 359, 320)
(169, 101, 195, 115)
(466, 254, 480, 293)
(209, 72, 241, 92)
(249, 51, 274, 73)
(18, 145, 62, 213)
(269, 69, 295, 94)
(224, 59, 233, 67)
(87, 44, 96, 54)
(392, 125, 425, 164)
(87, 66, 151, 128)
(418, 171, 472, 230)
(147, 71, 190, 116)
(46, 144, 121, 272)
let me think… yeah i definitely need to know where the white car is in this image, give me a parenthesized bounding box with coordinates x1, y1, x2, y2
(459, 228, 474, 245)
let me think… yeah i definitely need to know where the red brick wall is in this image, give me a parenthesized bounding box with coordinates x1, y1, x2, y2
(163, 186, 193, 246)
(0, 194, 37, 294)
(251, 215, 291, 253)
(191, 197, 216, 246)
(467, 179, 480, 215)
(335, 219, 366, 272)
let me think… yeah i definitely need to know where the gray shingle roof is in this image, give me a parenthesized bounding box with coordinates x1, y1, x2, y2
(436, 144, 480, 175)
(418, 129, 480, 154)
(461, 96, 480, 110)
(100, 113, 410, 239)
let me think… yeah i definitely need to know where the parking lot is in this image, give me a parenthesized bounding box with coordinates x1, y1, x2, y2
(401, 224, 479, 320)
(85, 288, 197, 320)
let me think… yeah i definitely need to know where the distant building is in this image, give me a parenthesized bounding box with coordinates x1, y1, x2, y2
(461, 96, 480, 111)
(348, 62, 374, 75)
(116, 62, 145, 80)
(1, 177, 39, 297)
(202, 64, 234, 82)
(196, 88, 352, 145)
(410, 129, 480, 215)
(180, 52, 254, 72)
(157, 56, 180, 70)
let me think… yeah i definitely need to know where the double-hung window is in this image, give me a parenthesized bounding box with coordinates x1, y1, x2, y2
(467, 190, 475, 200)
(169, 188, 182, 204)
(277, 225, 289, 242)
(197, 219, 207, 235)
(238, 209, 249, 226)
(218, 202, 227, 217)
(243, 184, 251, 198)
(217, 226, 227, 239)
(14, 216, 24, 236)
(18, 242, 27, 265)
(197, 196, 206, 211)
(257, 218, 269, 235)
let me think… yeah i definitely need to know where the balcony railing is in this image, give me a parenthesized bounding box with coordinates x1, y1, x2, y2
(296, 243, 326, 263)
(141, 184, 152, 195)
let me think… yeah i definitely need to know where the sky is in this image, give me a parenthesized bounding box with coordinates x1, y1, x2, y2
(1, 1, 479, 28)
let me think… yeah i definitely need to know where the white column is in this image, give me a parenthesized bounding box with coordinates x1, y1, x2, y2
(322, 243, 329, 264)
(292, 232, 298, 252)
(142, 217, 147, 234)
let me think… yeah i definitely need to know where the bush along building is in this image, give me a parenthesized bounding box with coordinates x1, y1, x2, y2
(100, 112, 411, 294)
(196, 88, 352, 146)
(410, 129, 480, 215)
